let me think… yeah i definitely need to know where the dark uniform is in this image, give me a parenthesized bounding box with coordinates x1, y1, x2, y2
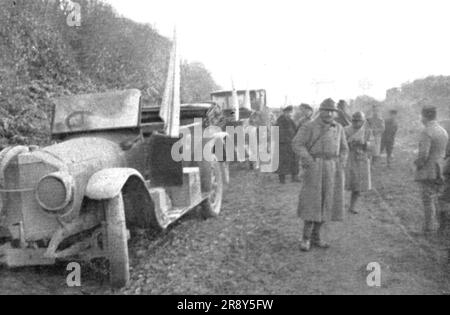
(275, 107, 299, 183)
(380, 112, 399, 166)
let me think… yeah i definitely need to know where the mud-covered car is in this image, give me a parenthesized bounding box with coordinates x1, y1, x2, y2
(0, 89, 229, 287)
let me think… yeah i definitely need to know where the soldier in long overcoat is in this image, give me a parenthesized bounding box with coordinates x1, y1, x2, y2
(415, 106, 448, 233)
(292, 98, 349, 251)
(275, 106, 299, 183)
(345, 112, 373, 214)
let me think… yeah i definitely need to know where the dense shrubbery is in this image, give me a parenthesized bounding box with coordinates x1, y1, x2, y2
(0, 0, 219, 146)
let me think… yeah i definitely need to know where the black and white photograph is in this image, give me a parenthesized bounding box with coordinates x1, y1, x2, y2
(0, 0, 450, 298)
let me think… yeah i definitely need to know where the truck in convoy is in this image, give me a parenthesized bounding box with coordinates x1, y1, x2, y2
(210, 89, 274, 169)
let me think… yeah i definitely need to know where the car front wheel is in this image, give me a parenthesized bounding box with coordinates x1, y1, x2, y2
(105, 192, 130, 288)
(199, 159, 223, 219)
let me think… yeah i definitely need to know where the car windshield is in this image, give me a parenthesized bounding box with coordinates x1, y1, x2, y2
(52, 89, 141, 134)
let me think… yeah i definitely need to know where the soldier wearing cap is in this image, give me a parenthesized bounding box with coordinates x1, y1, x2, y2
(292, 98, 349, 251)
(275, 105, 299, 184)
(345, 111, 373, 214)
(415, 106, 448, 233)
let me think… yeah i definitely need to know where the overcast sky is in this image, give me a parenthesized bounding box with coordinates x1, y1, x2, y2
(105, 0, 450, 106)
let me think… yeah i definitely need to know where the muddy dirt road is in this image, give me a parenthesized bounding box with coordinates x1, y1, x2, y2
(0, 138, 449, 295)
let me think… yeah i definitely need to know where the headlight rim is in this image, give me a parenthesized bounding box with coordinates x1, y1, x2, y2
(35, 172, 74, 212)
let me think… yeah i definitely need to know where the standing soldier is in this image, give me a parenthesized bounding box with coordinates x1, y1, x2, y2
(275, 106, 299, 183)
(345, 112, 373, 214)
(292, 98, 349, 251)
(380, 110, 399, 168)
(415, 106, 448, 233)
(367, 105, 385, 165)
(296, 103, 314, 130)
(335, 99, 352, 127)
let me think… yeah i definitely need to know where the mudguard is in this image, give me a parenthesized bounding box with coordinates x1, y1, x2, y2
(86, 168, 169, 229)
(85, 168, 146, 200)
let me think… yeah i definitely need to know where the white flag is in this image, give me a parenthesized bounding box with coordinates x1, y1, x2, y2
(160, 29, 180, 137)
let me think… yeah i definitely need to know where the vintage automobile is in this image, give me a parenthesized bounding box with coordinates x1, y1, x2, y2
(0, 89, 229, 287)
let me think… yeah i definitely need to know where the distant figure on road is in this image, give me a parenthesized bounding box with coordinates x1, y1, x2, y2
(367, 105, 385, 165)
(292, 98, 349, 252)
(335, 99, 352, 127)
(414, 106, 448, 233)
(380, 110, 399, 168)
(275, 106, 299, 184)
(345, 112, 373, 214)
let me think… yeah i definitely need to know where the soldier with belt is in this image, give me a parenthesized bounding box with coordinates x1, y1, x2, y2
(414, 106, 448, 233)
(292, 98, 349, 252)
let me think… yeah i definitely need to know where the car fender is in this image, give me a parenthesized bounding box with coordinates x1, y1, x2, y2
(86, 168, 168, 230)
(85, 168, 146, 200)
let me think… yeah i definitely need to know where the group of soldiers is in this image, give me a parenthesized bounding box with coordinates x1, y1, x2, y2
(273, 98, 450, 253)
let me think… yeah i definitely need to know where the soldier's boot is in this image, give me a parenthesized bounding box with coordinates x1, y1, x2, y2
(387, 155, 392, 168)
(437, 209, 449, 236)
(291, 174, 301, 183)
(349, 192, 360, 214)
(0, 226, 11, 242)
(437, 211, 445, 235)
(300, 221, 313, 252)
(438, 201, 450, 236)
(312, 222, 330, 249)
(279, 175, 286, 184)
(300, 240, 311, 252)
(372, 156, 378, 167)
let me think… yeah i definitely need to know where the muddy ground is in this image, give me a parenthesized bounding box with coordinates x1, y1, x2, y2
(0, 136, 449, 295)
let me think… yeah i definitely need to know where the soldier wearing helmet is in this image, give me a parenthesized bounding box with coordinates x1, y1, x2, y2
(292, 98, 349, 252)
(345, 111, 373, 214)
